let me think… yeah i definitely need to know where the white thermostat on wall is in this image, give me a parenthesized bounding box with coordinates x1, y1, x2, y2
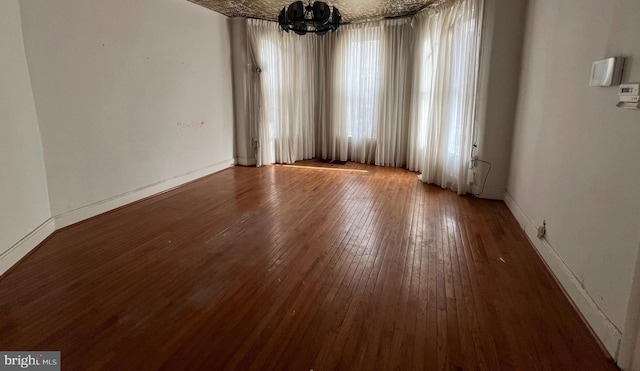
(619, 83, 640, 100)
(589, 57, 624, 87)
(616, 83, 640, 109)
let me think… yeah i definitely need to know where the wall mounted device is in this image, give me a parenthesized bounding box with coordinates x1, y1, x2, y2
(589, 57, 624, 87)
(616, 83, 640, 109)
(619, 83, 639, 101)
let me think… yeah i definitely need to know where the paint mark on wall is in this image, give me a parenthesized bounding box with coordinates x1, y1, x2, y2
(176, 121, 205, 130)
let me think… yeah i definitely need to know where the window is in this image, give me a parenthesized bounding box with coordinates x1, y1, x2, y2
(334, 31, 383, 140)
(342, 39, 382, 138)
(259, 39, 282, 141)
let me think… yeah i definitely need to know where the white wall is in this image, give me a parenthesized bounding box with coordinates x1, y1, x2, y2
(20, 0, 235, 225)
(229, 18, 256, 166)
(624, 246, 640, 370)
(506, 0, 640, 361)
(474, 0, 528, 200)
(633, 326, 640, 370)
(0, 0, 53, 273)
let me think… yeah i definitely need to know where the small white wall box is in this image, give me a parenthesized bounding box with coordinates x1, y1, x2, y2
(619, 83, 640, 102)
(616, 83, 640, 109)
(589, 57, 624, 87)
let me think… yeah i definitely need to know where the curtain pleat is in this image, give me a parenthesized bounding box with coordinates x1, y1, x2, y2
(247, 0, 484, 194)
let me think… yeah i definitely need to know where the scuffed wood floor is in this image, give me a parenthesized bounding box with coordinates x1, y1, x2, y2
(0, 160, 618, 370)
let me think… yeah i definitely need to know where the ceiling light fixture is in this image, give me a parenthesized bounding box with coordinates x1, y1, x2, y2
(278, 1, 342, 35)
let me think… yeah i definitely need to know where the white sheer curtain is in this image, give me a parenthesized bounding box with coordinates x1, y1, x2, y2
(377, 19, 414, 167)
(407, 0, 484, 194)
(247, 19, 320, 166)
(246, 0, 484, 194)
(320, 18, 414, 166)
(330, 22, 384, 163)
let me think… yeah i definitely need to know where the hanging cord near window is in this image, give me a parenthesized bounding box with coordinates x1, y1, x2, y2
(473, 159, 491, 197)
(470, 144, 492, 197)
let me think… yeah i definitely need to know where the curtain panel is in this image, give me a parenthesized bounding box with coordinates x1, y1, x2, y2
(247, 0, 484, 194)
(407, 0, 484, 194)
(247, 20, 322, 166)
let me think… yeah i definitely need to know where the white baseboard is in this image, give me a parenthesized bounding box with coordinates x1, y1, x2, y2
(504, 191, 622, 358)
(235, 157, 256, 166)
(472, 185, 505, 200)
(55, 159, 235, 229)
(0, 218, 56, 277)
(0, 160, 235, 279)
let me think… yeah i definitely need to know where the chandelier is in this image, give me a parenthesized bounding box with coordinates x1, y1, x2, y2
(278, 1, 342, 35)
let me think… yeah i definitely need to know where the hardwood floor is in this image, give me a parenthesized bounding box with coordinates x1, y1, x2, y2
(0, 161, 618, 370)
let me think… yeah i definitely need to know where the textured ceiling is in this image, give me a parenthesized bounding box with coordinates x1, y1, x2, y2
(187, 0, 442, 22)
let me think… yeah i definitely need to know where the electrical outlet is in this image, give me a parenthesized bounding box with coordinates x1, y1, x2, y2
(536, 220, 546, 239)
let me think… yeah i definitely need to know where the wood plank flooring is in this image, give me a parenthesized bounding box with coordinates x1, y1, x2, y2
(0, 161, 618, 370)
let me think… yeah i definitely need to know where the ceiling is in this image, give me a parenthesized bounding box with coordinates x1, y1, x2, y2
(187, 0, 443, 22)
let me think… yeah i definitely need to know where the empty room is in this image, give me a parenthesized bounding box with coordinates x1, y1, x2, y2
(1, 0, 640, 369)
